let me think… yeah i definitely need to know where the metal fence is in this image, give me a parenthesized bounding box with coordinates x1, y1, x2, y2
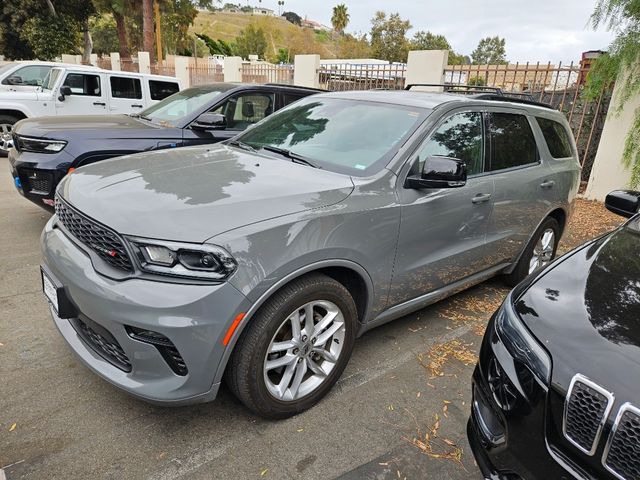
(240, 63, 294, 84)
(319, 63, 406, 91)
(188, 64, 223, 85)
(445, 62, 612, 181)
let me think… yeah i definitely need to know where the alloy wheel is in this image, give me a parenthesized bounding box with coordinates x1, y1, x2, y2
(0, 123, 13, 152)
(263, 300, 345, 401)
(528, 228, 555, 274)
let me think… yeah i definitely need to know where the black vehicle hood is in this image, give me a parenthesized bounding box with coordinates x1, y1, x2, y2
(58, 144, 354, 243)
(14, 115, 168, 140)
(515, 226, 640, 398)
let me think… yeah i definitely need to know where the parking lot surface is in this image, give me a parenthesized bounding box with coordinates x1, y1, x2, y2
(0, 167, 622, 480)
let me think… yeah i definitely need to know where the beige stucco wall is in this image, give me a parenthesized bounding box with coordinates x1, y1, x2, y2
(405, 50, 449, 91)
(585, 81, 640, 200)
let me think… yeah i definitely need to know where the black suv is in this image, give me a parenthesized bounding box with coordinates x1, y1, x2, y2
(468, 190, 640, 479)
(8, 83, 322, 210)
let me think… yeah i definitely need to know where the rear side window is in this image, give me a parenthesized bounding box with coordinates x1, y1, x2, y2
(110, 76, 142, 99)
(536, 117, 573, 158)
(149, 80, 180, 100)
(63, 73, 101, 96)
(489, 113, 538, 171)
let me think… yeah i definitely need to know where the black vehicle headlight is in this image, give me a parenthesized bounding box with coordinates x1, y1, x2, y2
(18, 135, 67, 153)
(127, 237, 237, 281)
(495, 298, 551, 385)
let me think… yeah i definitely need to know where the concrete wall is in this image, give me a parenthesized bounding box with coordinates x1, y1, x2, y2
(405, 50, 449, 91)
(174, 56, 190, 88)
(223, 56, 243, 83)
(585, 81, 640, 200)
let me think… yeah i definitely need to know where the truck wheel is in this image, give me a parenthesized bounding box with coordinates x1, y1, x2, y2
(226, 273, 358, 419)
(504, 217, 560, 286)
(0, 114, 19, 157)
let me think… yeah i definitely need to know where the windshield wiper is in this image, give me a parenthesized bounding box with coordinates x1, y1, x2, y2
(129, 113, 152, 121)
(259, 145, 320, 168)
(227, 139, 257, 152)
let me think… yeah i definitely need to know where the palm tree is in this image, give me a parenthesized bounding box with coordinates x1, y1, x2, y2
(331, 4, 349, 35)
(142, 0, 155, 62)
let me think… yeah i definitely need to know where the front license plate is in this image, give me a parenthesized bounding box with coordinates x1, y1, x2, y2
(42, 268, 59, 313)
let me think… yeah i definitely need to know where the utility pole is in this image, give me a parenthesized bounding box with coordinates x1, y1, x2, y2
(154, 0, 162, 64)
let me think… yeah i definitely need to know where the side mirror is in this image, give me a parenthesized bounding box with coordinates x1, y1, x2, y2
(5, 75, 23, 85)
(58, 85, 72, 101)
(192, 112, 227, 131)
(605, 190, 640, 218)
(406, 156, 467, 189)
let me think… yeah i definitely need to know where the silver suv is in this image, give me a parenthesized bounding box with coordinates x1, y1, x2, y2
(40, 90, 580, 418)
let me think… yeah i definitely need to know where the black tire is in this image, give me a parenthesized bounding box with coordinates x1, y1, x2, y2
(0, 114, 20, 158)
(504, 216, 560, 287)
(226, 273, 358, 419)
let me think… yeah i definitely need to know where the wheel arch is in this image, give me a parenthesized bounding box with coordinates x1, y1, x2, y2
(0, 108, 28, 121)
(213, 259, 374, 386)
(503, 206, 568, 275)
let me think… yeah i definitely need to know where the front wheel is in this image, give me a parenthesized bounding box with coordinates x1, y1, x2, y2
(0, 114, 19, 157)
(226, 273, 357, 419)
(504, 217, 560, 286)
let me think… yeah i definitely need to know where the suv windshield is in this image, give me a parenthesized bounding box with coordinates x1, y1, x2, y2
(236, 97, 427, 175)
(139, 86, 226, 126)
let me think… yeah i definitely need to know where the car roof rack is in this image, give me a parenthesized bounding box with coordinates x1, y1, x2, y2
(264, 83, 326, 92)
(403, 83, 553, 109)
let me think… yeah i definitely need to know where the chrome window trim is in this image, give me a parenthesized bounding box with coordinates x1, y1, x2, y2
(563, 373, 615, 456)
(602, 402, 640, 480)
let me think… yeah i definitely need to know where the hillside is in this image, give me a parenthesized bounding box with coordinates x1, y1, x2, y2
(190, 11, 339, 60)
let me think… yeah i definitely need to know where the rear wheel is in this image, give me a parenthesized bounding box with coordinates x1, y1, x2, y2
(0, 114, 19, 157)
(504, 217, 560, 286)
(226, 273, 357, 419)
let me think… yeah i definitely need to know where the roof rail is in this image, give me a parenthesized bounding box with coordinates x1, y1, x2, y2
(404, 83, 553, 109)
(264, 83, 326, 92)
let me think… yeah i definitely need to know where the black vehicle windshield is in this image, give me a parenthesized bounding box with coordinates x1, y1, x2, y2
(139, 86, 232, 126)
(235, 97, 428, 176)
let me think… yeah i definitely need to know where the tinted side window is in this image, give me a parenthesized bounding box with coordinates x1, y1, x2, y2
(210, 93, 275, 130)
(2, 65, 51, 86)
(63, 73, 101, 96)
(416, 111, 484, 175)
(149, 80, 180, 100)
(488, 113, 537, 171)
(283, 93, 306, 106)
(110, 76, 142, 99)
(536, 117, 573, 158)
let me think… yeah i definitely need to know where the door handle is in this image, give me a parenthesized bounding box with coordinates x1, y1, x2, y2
(131, 104, 143, 108)
(471, 193, 492, 204)
(93, 101, 106, 106)
(540, 180, 555, 189)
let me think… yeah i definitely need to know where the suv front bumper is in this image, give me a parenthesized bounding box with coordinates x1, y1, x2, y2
(41, 216, 251, 405)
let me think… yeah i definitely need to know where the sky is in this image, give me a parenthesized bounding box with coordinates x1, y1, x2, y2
(254, 0, 616, 63)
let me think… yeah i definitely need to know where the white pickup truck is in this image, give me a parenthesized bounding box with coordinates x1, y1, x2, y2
(0, 63, 182, 154)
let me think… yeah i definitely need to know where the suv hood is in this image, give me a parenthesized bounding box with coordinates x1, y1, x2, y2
(15, 114, 160, 139)
(58, 144, 355, 242)
(515, 226, 640, 397)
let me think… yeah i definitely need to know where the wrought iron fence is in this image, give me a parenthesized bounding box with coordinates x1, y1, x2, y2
(150, 63, 176, 77)
(240, 63, 294, 84)
(319, 63, 406, 91)
(445, 62, 612, 181)
(188, 64, 223, 85)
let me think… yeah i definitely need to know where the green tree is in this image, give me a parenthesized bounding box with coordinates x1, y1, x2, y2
(585, 0, 640, 186)
(337, 32, 370, 59)
(90, 14, 120, 55)
(235, 24, 267, 59)
(331, 4, 350, 35)
(282, 11, 301, 25)
(410, 30, 468, 65)
(471, 36, 507, 64)
(369, 11, 411, 63)
(93, 0, 134, 59)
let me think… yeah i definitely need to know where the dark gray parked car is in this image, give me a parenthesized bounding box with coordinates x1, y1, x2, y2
(40, 89, 580, 418)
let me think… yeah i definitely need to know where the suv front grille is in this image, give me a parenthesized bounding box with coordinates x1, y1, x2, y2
(563, 374, 614, 455)
(71, 318, 132, 372)
(604, 404, 640, 480)
(55, 197, 134, 272)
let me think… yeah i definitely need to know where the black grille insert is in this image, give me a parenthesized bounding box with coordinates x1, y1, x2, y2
(126, 326, 188, 376)
(55, 197, 134, 272)
(604, 405, 640, 480)
(71, 318, 132, 372)
(22, 169, 53, 194)
(564, 375, 613, 455)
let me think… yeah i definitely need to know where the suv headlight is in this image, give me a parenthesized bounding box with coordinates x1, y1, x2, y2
(495, 297, 551, 384)
(17, 135, 67, 153)
(127, 237, 237, 281)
